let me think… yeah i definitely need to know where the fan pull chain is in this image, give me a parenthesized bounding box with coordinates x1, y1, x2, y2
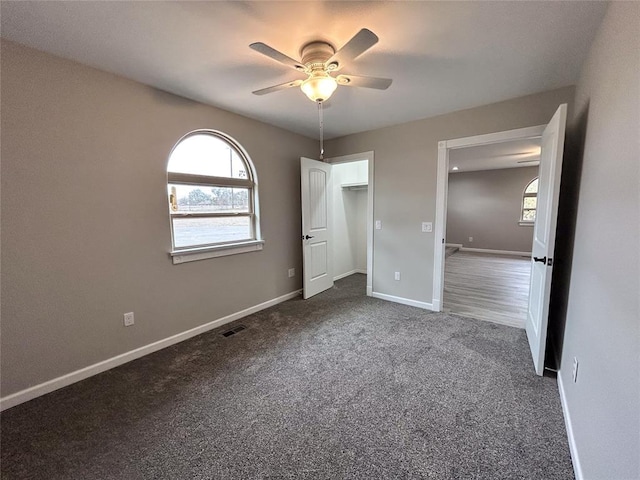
(318, 101, 324, 160)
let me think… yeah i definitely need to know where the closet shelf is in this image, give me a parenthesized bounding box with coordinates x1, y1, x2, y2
(341, 182, 368, 191)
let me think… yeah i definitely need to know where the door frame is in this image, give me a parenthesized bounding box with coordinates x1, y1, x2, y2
(325, 151, 374, 296)
(432, 125, 545, 311)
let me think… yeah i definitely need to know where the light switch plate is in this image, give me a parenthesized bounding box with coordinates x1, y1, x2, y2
(375, 220, 382, 230)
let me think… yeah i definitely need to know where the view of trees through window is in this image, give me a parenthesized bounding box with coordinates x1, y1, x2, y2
(167, 131, 258, 250)
(522, 177, 539, 222)
(169, 185, 250, 213)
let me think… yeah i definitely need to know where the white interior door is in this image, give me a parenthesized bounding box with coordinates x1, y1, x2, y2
(301, 157, 334, 299)
(526, 104, 567, 375)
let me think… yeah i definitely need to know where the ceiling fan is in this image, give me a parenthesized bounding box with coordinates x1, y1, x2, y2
(250, 28, 392, 103)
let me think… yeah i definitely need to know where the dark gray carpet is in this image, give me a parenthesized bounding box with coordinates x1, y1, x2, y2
(0, 274, 574, 479)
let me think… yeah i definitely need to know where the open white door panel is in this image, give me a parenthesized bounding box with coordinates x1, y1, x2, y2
(526, 104, 567, 375)
(301, 157, 334, 299)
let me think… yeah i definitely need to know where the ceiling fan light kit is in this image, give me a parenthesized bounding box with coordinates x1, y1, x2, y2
(249, 28, 392, 103)
(301, 71, 338, 102)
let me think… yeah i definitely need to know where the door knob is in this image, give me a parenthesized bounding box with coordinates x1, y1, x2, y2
(304, 235, 314, 240)
(533, 256, 547, 263)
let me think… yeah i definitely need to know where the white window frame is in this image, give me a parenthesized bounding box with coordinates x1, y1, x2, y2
(167, 130, 263, 264)
(519, 176, 539, 226)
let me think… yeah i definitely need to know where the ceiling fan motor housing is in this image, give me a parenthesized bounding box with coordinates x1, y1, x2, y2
(300, 42, 335, 71)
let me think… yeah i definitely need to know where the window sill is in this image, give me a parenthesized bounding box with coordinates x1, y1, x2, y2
(170, 240, 264, 264)
(518, 221, 535, 227)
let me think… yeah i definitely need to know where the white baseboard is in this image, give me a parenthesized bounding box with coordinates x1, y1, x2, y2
(366, 285, 373, 296)
(460, 247, 531, 257)
(372, 291, 434, 311)
(333, 269, 367, 281)
(445, 243, 463, 248)
(558, 372, 583, 480)
(0, 289, 302, 412)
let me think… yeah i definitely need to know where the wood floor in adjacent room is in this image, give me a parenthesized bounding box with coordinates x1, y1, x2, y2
(443, 251, 532, 328)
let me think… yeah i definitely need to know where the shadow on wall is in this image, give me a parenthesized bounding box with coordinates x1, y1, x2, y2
(147, 85, 203, 108)
(545, 101, 590, 371)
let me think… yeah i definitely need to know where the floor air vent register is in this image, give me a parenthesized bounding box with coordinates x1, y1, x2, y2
(221, 325, 247, 337)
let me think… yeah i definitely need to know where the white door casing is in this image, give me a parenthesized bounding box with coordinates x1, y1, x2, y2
(301, 157, 334, 299)
(526, 104, 567, 375)
(434, 124, 547, 311)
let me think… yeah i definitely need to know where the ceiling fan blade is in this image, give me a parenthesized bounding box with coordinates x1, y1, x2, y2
(336, 74, 392, 90)
(326, 29, 379, 71)
(250, 42, 306, 71)
(252, 79, 303, 96)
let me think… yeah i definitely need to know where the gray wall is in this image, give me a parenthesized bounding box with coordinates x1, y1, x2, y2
(446, 167, 538, 252)
(0, 41, 317, 397)
(326, 86, 574, 305)
(560, 3, 639, 478)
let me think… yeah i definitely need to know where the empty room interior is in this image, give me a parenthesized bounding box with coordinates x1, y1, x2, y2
(443, 138, 541, 328)
(1, 2, 638, 479)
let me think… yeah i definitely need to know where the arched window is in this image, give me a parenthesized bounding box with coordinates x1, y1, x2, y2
(167, 130, 262, 263)
(521, 177, 539, 223)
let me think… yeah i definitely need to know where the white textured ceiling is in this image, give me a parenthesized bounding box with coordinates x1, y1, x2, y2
(449, 138, 542, 173)
(0, 1, 607, 139)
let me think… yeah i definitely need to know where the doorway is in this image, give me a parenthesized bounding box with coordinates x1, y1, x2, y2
(432, 125, 545, 310)
(442, 138, 541, 328)
(326, 152, 374, 296)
